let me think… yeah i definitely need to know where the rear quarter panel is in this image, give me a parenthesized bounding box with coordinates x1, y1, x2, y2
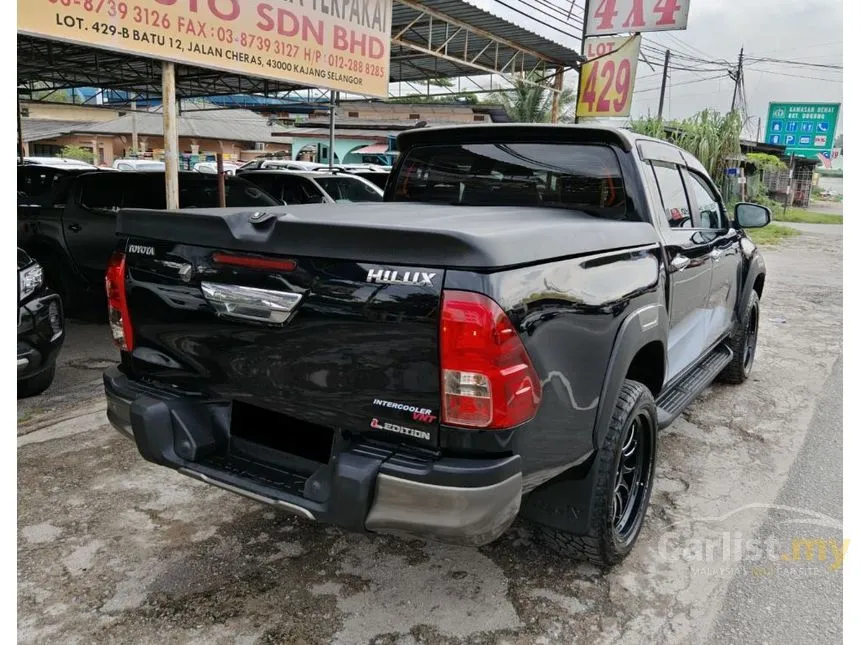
(445, 244, 664, 490)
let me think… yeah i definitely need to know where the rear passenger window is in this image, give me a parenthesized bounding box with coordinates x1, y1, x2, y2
(650, 163, 693, 229)
(79, 176, 126, 211)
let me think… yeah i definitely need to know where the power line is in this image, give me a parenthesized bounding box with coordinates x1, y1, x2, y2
(747, 57, 842, 70)
(634, 73, 726, 94)
(751, 69, 844, 83)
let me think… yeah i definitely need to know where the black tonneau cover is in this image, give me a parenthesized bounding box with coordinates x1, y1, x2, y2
(117, 203, 658, 269)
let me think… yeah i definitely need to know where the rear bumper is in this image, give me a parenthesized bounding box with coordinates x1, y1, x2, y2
(104, 367, 522, 546)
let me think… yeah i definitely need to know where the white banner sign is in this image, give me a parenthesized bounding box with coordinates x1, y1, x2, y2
(585, 0, 691, 37)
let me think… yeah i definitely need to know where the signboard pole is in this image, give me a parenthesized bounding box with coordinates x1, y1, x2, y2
(783, 154, 795, 216)
(162, 61, 179, 210)
(574, 0, 591, 125)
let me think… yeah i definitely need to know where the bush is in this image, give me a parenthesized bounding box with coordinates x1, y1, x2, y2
(60, 145, 95, 163)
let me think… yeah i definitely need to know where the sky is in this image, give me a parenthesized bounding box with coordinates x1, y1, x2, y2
(480, 0, 843, 134)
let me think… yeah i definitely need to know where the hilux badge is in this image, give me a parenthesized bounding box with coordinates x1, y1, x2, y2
(366, 269, 436, 287)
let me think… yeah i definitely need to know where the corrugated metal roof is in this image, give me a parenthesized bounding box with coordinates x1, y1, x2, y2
(77, 109, 290, 143)
(390, 0, 583, 84)
(21, 119, 94, 143)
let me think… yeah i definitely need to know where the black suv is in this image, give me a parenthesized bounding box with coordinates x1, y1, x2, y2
(18, 248, 64, 398)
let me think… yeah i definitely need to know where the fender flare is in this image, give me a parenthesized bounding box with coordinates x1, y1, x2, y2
(592, 303, 668, 449)
(736, 250, 766, 318)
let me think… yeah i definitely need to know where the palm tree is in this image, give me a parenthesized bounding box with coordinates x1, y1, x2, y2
(491, 71, 575, 123)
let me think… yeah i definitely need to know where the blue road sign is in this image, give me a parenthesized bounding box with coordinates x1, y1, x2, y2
(786, 121, 798, 132)
(799, 135, 812, 145)
(800, 122, 814, 133)
(769, 134, 781, 144)
(771, 121, 783, 132)
(817, 122, 829, 133)
(785, 134, 796, 145)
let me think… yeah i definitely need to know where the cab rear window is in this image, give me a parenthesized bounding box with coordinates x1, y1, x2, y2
(392, 143, 629, 220)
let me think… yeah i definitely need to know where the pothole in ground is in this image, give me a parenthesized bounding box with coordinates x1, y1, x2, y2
(67, 358, 116, 371)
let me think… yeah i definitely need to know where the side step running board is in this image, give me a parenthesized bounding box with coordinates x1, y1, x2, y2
(656, 344, 733, 429)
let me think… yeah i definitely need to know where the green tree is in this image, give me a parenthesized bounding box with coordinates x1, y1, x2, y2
(60, 145, 95, 163)
(490, 71, 575, 123)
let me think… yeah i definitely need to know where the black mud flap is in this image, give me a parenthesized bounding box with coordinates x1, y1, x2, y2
(518, 456, 598, 536)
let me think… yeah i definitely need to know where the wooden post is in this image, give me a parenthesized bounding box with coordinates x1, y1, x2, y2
(549, 66, 565, 123)
(328, 90, 338, 170)
(131, 99, 139, 156)
(216, 152, 226, 208)
(162, 62, 179, 210)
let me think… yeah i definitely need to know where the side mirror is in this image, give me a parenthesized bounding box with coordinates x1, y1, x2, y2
(734, 203, 771, 229)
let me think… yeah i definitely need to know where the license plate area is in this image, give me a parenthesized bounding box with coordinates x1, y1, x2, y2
(229, 401, 335, 474)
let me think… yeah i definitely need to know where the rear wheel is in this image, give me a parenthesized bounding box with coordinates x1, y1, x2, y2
(718, 292, 759, 384)
(535, 380, 657, 566)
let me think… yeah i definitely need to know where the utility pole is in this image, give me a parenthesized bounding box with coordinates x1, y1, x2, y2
(730, 47, 744, 113)
(657, 49, 671, 121)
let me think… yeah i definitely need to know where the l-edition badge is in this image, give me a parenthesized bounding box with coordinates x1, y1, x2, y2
(366, 269, 436, 287)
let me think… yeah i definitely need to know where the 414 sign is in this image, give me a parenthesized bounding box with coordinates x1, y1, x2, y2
(585, 0, 691, 36)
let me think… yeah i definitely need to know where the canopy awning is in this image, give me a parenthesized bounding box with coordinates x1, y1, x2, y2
(353, 144, 391, 154)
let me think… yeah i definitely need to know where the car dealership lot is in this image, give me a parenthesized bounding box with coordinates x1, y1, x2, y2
(18, 227, 842, 645)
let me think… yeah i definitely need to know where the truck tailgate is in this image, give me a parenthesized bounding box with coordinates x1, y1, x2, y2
(122, 239, 442, 448)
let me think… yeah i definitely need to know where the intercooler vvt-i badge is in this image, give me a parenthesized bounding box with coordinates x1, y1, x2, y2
(370, 418, 431, 441)
(366, 269, 436, 287)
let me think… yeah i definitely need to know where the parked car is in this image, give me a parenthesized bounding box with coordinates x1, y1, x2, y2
(193, 161, 241, 175)
(112, 159, 166, 171)
(102, 124, 770, 566)
(241, 170, 384, 205)
(18, 248, 64, 398)
(19, 171, 279, 314)
(20, 156, 97, 169)
(18, 165, 105, 247)
(237, 159, 327, 173)
(333, 167, 390, 191)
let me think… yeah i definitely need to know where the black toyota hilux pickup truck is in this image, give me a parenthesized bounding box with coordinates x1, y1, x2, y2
(103, 125, 770, 565)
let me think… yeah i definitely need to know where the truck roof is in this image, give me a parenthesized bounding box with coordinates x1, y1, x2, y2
(395, 124, 708, 177)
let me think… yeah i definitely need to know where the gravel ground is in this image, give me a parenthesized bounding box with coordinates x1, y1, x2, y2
(18, 227, 843, 645)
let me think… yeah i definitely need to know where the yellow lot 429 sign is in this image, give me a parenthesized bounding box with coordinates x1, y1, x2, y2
(576, 35, 641, 118)
(18, 0, 393, 98)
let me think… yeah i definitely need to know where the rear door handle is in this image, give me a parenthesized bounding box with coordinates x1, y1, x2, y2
(670, 255, 691, 271)
(67, 223, 82, 233)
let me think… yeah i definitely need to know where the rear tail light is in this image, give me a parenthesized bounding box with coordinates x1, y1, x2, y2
(105, 251, 134, 351)
(440, 290, 541, 429)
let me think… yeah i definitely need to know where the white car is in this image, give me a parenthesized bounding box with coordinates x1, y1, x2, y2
(193, 161, 241, 175)
(112, 159, 166, 171)
(21, 156, 97, 169)
(240, 170, 384, 205)
(237, 159, 328, 173)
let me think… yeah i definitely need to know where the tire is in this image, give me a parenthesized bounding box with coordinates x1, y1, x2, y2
(535, 380, 657, 566)
(18, 365, 56, 399)
(718, 292, 759, 385)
